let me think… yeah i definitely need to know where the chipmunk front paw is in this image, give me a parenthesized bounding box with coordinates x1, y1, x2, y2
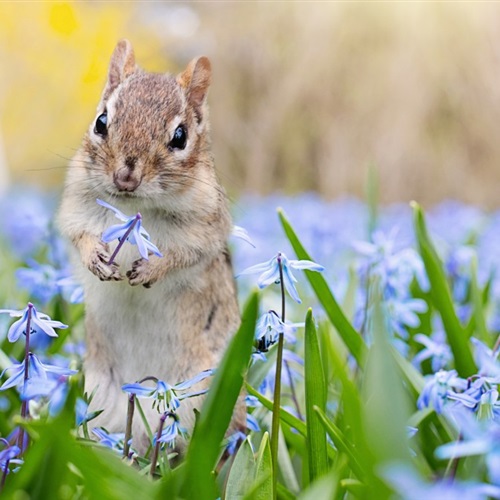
(126, 258, 157, 288)
(88, 243, 123, 281)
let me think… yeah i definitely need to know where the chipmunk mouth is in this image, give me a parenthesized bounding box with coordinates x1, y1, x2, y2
(105, 188, 139, 199)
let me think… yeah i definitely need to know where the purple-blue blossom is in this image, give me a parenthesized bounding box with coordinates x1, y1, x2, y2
(0, 303, 67, 343)
(154, 415, 186, 448)
(382, 462, 500, 500)
(231, 225, 256, 248)
(417, 370, 468, 414)
(436, 409, 500, 486)
(254, 310, 302, 352)
(97, 199, 162, 261)
(237, 252, 324, 303)
(413, 331, 452, 372)
(0, 442, 23, 476)
(92, 428, 127, 452)
(122, 369, 213, 413)
(0, 353, 77, 392)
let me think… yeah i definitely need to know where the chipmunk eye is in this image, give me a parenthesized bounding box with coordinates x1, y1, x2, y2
(169, 125, 187, 150)
(94, 112, 108, 137)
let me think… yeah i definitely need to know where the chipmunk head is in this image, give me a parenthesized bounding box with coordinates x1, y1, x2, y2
(83, 40, 214, 203)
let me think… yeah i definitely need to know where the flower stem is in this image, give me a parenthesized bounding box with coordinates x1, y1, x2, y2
(107, 213, 141, 265)
(284, 360, 303, 420)
(123, 394, 135, 459)
(493, 334, 500, 355)
(150, 412, 168, 476)
(0, 438, 10, 492)
(0, 461, 8, 492)
(270, 254, 286, 499)
(18, 303, 33, 453)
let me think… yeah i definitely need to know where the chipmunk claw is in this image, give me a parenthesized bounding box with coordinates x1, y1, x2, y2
(88, 244, 122, 282)
(127, 258, 156, 288)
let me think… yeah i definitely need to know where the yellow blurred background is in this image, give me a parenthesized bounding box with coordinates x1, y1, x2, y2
(2, 2, 500, 206)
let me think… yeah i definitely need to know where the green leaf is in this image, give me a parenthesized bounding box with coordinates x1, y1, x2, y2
(298, 472, 337, 500)
(175, 291, 259, 500)
(412, 202, 476, 376)
(245, 383, 307, 437)
(278, 208, 367, 366)
(304, 308, 329, 483)
(277, 427, 300, 495)
(225, 438, 256, 500)
(362, 289, 412, 466)
(470, 255, 489, 342)
(313, 407, 365, 481)
(6, 404, 156, 499)
(254, 432, 273, 499)
(391, 346, 425, 395)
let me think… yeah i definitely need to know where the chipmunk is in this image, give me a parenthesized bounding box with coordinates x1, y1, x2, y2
(58, 40, 242, 451)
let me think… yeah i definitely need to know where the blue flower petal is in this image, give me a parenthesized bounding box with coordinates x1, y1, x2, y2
(174, 369, 213, 391)
(7, 317, 27, 342)
(121, 383, 155, 398)
(102, 222, 131, 242)
(96, 199, 130, 222)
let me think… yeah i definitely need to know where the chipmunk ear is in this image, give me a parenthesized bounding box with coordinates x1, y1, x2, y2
(177, 56, 212, 110)
(100, 40, 136, 105)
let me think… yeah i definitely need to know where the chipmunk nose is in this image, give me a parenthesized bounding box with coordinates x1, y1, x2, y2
(113, 164, 142, 192)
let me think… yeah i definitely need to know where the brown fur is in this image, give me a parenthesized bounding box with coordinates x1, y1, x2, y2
(58, 40, 243, 453)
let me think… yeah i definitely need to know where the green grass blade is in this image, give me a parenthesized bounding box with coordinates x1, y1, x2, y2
(177, 291, 259, 500)
(313, 407, 365, 481)
(304, 308, 329, 483)
(297, 472, 338, 500)
(245, 383, 307, 436)
(254, 432, 273, 499)
(225, 438, 256, 500)
(470, 255, 489, 342)
(362, 290, 412, 466)
(411, 202, 476, 376)
(278, 208, 367, 366)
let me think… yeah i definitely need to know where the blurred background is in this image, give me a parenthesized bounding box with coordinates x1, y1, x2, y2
(1, 2, 500, 206)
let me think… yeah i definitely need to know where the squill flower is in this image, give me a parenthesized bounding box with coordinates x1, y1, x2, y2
(237, 252, 324, 303)
(122, 369, 213, 413)
(0, 304, 67, 343)
(0, 353, 77, 392)
(97, 199, 162, 261)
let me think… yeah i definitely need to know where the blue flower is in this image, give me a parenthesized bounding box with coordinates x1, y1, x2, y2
(471, 338, 500, 379)
(122, 369, 213, 413)
(0, 188, 51, 257)
(225, 431, 249, 455)
(92, 428, 127, 452)
(417, 370, 468, 414)
(57, 275, 84, 304)
(246, 413, 260, 432)
(254, 310, 303, 352)
(436, 409, 500, 486)
(15, 261, 62, 305)
(237, 252, 324, 303)
(0, 303, 68, 343)
(0, 443, 23, 475)
(382, 462, 500, 500)
(97, 199, 162, 260)
(154, 415, 186, 448)
(75, 398, 95, 426)
(20, 376, 71, 417)
(387, 297, 427, 339)
(413, 331, 452, 372)
(231, 225, 256, 248)
(353, 228, 429, 296)
(0, 353, 77, 392)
